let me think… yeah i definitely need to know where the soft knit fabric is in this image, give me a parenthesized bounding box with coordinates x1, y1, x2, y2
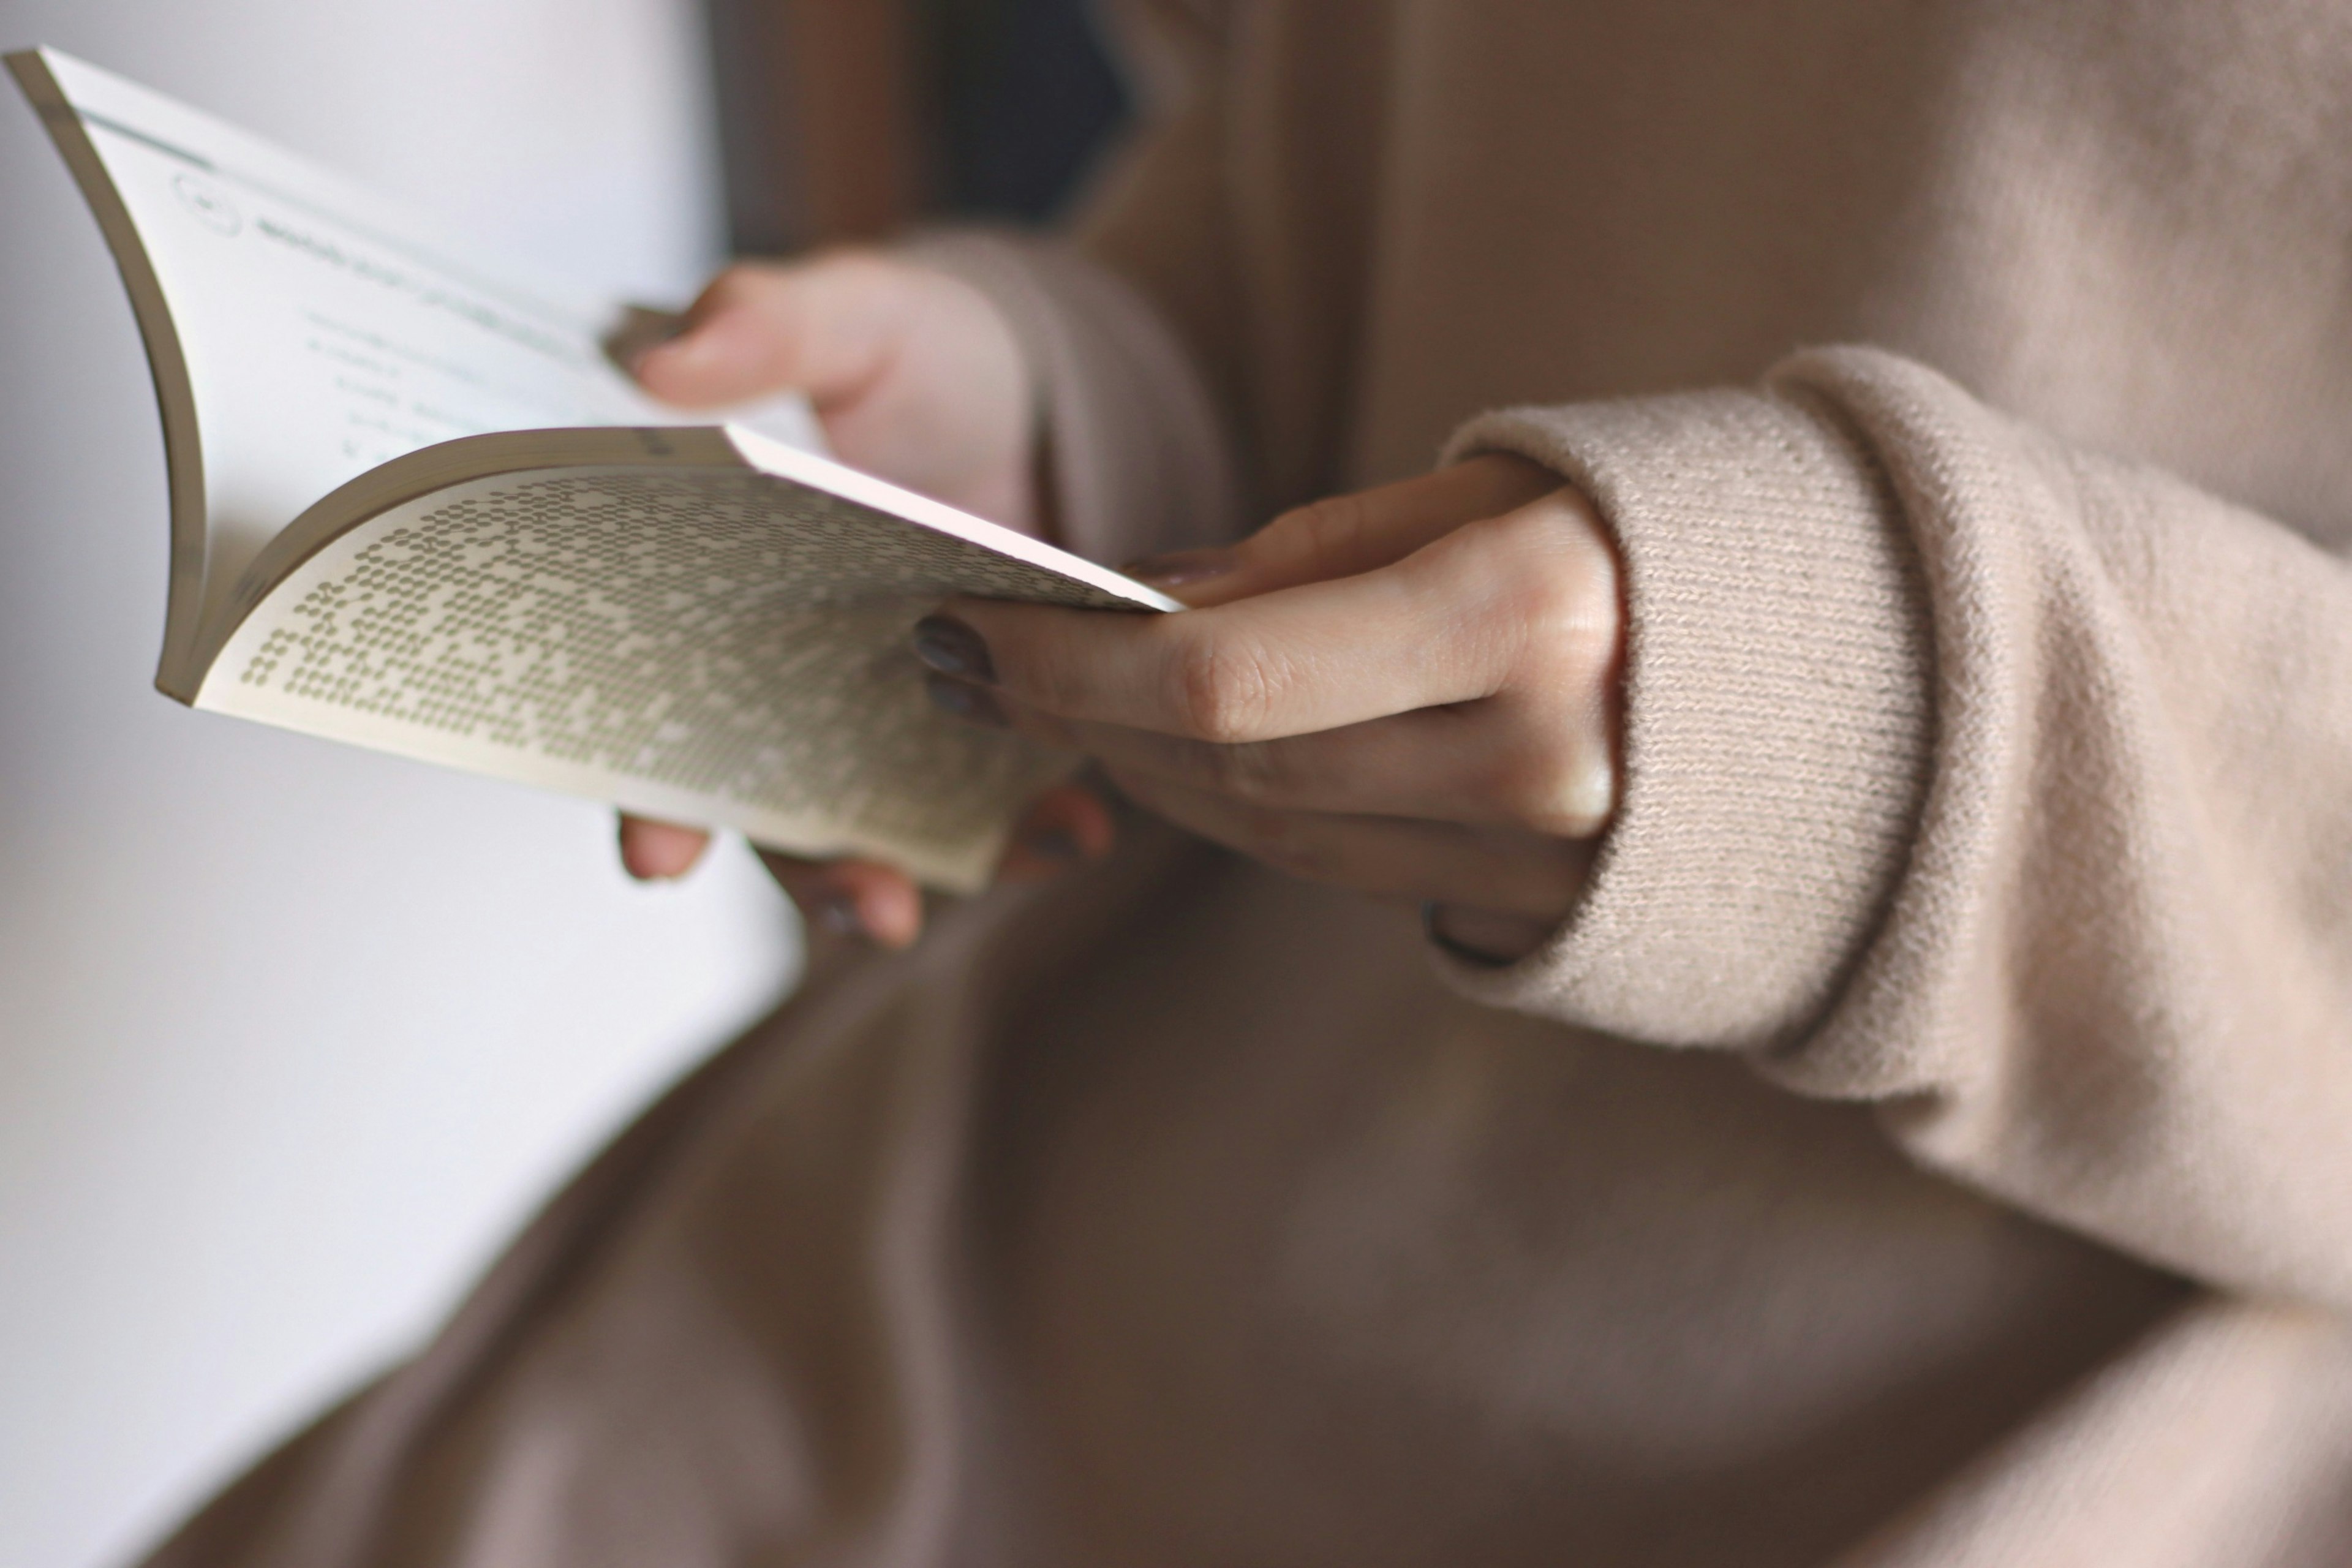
(141, 1, 2352, 1564)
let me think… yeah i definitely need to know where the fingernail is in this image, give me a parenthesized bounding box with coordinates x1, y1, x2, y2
(924, 672, 1008, 727)
(812, 892, 865, 939)
(1121, 548, 1237, 588)
(913, 615, 995, 683)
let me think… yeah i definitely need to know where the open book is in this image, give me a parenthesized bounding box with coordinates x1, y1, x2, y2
(7, 47, 1175, 892)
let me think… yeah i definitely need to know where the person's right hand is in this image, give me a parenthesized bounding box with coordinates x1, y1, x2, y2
(614, 251, 1102, 944)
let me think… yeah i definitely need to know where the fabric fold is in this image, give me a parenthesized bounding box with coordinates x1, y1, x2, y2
(1444, 345, 2352, 1310)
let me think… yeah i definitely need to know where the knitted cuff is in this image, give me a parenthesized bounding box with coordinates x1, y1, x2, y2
(1433, 382, 1934, 1050)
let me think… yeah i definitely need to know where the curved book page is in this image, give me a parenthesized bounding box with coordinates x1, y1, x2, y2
(10, 48, 1174, 888)
(200, 428, 1180, 892)
(6, 47, 820, 695)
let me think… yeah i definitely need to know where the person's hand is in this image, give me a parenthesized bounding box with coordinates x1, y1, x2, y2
(913, 454, 1624, 963)
(614, 251, 1106, 943)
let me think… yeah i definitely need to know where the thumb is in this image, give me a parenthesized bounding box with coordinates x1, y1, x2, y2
(631, 255, 907, 411)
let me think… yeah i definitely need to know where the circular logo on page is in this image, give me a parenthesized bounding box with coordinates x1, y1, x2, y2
(172, 173, 242, 236)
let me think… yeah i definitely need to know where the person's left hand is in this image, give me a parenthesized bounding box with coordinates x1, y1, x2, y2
(915, 453, 1625, 962)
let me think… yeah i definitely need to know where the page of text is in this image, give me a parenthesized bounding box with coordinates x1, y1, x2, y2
(33, 51, 815, 622)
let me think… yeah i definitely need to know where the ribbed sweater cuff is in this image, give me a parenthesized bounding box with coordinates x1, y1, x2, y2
(1436, 384, 1934, 1050)
(899, 230, 1243, 568)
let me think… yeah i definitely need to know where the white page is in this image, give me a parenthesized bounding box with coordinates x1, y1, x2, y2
(31, 48, 818, 626)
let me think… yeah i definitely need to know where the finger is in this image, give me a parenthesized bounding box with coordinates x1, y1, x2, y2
(1107, 767, 1592, 921)
(993, 783, 1118, 883)
(1123, 453, 1561, 607)
(937, 680, 1614, 837)
(631, 254, 905, 411)
(930, 567, 1482, 742)
(618, 815, 712, 880)
(756, 853, 927, 949)
(935, 492, 1611, 744)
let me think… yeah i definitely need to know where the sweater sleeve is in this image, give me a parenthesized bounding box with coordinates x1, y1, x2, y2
(896, 0, 1246, 570)
(1439, 345, 2352, 1311)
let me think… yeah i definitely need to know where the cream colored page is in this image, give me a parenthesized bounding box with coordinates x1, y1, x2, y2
(200, 465, 1154, 891)
(33, 51, 817, 627)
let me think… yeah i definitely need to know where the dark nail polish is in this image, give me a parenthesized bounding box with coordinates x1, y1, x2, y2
(813, 893, 865, 939)
(1121, 549, 1237, 588)
(913, 615, 995, 683)
(925, 673, 1008, 727)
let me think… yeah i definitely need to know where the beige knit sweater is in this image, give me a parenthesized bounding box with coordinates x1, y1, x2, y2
(145, 2, 2352, 1564)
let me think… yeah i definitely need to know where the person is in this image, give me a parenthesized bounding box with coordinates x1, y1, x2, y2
(146, 2, 2352, 1564)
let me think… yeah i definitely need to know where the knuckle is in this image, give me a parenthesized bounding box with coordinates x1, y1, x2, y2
(1484, 739, 1616, 837)
(810, 247, 896, 293)
(799, 249, 925, 319)
(1464, 510, 1619, 679)
(704, 261, 785, 309)
(1167, 635, 1277, 743)
(1294, 493, 1370, 553)
(703, 263, 756, 299)
(1259, 492, 1370, 569)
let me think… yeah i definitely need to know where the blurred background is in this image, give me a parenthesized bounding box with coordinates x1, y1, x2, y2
(0, 3, 1123, 1565)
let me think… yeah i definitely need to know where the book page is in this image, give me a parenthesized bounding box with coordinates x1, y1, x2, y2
(19, 50, 818, 638)
(200, 461, 1165, 892)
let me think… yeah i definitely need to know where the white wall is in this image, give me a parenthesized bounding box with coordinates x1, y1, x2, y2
(0, 6, 799, 1567)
